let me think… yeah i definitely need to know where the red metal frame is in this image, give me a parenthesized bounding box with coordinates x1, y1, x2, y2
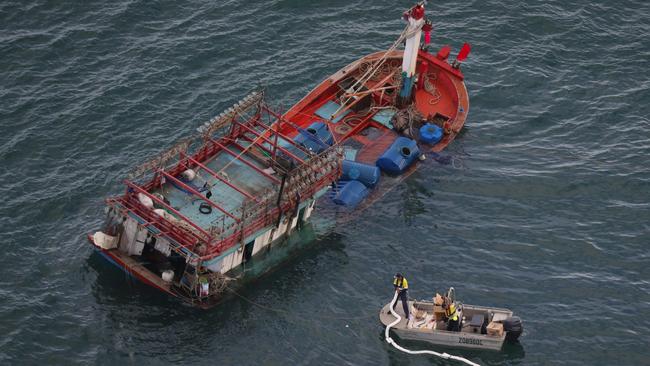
(124, 180, 212, 240)
(200, 160, 341, 260)
(271, 113, 281, 163)
(229, 140, 271, 163)
(230, 137, 300, 172)
(231, 120, 305, 164)
(111, 197, 203, 251)
(181, 152, 258, 202)
(159, 170, 240, 222)
(252, 118, 303, 150)
(255, 107, 312, 153)
(209, 138, 281, 184)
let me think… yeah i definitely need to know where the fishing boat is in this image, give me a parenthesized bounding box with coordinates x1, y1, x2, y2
(88, 2, 471, 307)
(380, 289, 523, 351)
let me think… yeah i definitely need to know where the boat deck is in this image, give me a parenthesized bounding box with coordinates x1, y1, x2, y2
(379, 301, 512, 351)
(155, 140, 279, 232)
(277, 52, 468, 178)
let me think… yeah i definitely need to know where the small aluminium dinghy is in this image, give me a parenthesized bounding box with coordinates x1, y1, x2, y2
(380, 288, 523, 351)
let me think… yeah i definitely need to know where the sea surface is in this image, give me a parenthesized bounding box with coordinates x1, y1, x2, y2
(1, 0, 649, 365)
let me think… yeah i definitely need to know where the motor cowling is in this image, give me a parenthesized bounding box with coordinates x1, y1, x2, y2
(503, 316, 523, 342)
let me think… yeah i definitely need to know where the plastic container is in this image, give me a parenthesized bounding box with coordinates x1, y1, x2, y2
(375, 137, 420, 174)
(333, 180, 369, 207)
(293, 121, 333, 153)
(341, 160, 381, 188)
(419, 123, 443, 144)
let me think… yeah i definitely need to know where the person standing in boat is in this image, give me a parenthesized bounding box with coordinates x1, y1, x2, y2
(443, 297, 460, 331)
(392, 273, 410, 320)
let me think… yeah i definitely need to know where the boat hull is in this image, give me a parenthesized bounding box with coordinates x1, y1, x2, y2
(390, 326, 504, 351)
(89, 234, 177, 297)
(379, 302, 510, 352)
(89, 214, 320, 308)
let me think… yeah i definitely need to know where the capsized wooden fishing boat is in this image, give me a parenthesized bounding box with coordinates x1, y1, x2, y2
(380, 289, 523, 351)
(88, 1, 471, 308)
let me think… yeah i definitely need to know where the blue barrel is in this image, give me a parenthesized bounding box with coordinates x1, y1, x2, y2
(333, 180, 369, 207)
(376, 137, 420, 175)
(419, 123, 443, 144)
(294, 121, 333, 153)
(342, 160, 381, 188)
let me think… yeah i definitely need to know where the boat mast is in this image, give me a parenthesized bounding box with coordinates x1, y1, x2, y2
(398, 2, 426, 106)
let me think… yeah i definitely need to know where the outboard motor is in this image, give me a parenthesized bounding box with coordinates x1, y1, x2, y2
(503, 316, 523, 342)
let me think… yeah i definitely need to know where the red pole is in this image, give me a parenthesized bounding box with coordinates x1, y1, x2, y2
(418, 61, 429, 90)
(209, 138, 281, 184)
(272, 111, 281, 164)
(159, 170, 241, 222)
(258, 106, 312, 151)
(181, 152, 258, 202)
(114, 196, 202, 250)
(231, 119, 304, 164)
(252, 117, 303, 149)
(123, 180, 212, 240)
(238, 133, 305, 164)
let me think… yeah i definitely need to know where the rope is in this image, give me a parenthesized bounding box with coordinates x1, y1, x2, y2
(423, 73, 441, 105)
(333, 21, 423, 118)
(384, 292, 481, 366)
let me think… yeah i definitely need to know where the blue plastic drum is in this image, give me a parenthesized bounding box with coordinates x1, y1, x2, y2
(293, 121, 333, 153)
(375, 137, 420, 175)
(419, 123, 443, 145)
(333, 180, 369, 207)
(341, 160, 381, 187)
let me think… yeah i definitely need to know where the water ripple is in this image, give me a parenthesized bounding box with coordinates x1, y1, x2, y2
(1, 0, 650, 365)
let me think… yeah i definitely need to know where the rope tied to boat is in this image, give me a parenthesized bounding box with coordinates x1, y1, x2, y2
(423, 73, 441, 105)
(391, 105, 423, 137)
(332, 20, 423, 118)
(384, 292, 481, 366)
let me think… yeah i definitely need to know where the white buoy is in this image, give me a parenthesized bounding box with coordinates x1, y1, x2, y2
(138, 193, 154, 208)
(162, 270, 174, 283)
(181, 169, 196, 181)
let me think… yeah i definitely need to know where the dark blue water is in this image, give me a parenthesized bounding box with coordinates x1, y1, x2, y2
(1, 1, 649, 365)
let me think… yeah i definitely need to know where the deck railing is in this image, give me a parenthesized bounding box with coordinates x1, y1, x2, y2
(202, 145, 344, 259)
(112, 89, 344, 263)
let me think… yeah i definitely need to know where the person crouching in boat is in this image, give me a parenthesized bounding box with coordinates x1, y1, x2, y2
(392, 273, 410, 320)
(443, 297, 460, 331)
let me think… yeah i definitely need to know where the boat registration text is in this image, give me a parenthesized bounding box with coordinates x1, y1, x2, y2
(459, 337, 483, 346)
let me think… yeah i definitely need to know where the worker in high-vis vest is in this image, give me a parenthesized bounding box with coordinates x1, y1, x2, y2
(392, 273, 410, 320)
(443, 297, 460, 331)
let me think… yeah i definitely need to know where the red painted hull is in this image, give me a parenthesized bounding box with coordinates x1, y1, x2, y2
(282, 49, 469, 153)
